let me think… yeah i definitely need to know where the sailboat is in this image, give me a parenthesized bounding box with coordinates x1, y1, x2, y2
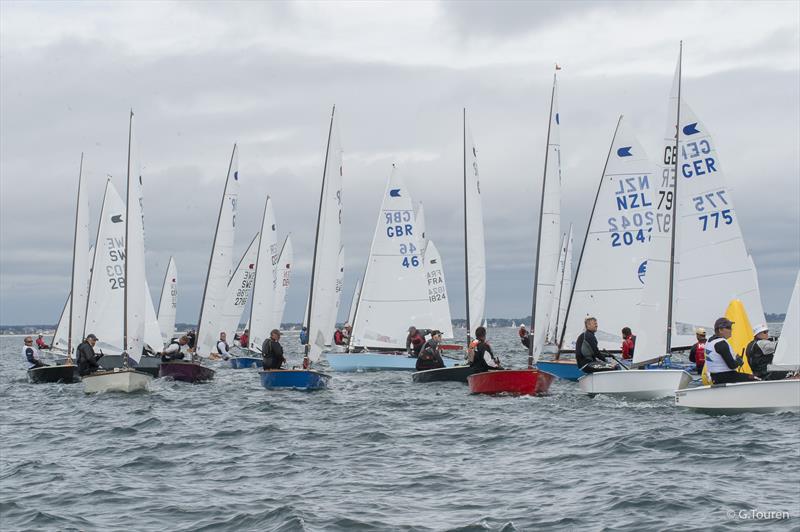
(156, 257, 177, 345)
(260, 107, 340, 390)
(327, 164, 458, 372)
(29, 155, 87, 384)
(232, 196, 279, 369)
(469, 79, 562, 396)
(413, 109, 486, 384)
(578, 48, 695, 399)
(84, 111, 153, 393)
(676, 271, 800, 412)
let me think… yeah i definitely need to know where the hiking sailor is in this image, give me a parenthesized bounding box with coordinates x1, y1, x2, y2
(216, 332, 231, 361)
(415, 330, 446, 371)
(22, 336, 47, 369)
(162, 336, 189, 362)
(518, 325, 531, 349)
(705, 318, 756, 384)
(575, 317, 616, 373)
(76, 334, 104, 376)
(406, 326, 431, 357)
(262, 329, 287, 370)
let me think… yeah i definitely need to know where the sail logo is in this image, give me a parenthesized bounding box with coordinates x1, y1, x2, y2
(637, 260, 647, 284)
(111, 214, 124, 223)
(271, 224, 276, 231)
(617, 146, 633, 157)
(389, 188, 401, 197)
(683, 123, 700, 136)
(233, 171, 239, 180)
(555, 113, 560, 125)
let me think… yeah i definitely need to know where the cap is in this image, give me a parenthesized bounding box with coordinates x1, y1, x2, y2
(714, 318, 734, 330)
(431, 330, 442, 336)
(753, 324, 769, 335)
(86, 333, 98, 340)
(695, 327, 706, 335)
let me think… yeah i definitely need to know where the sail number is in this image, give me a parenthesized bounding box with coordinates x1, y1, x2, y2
(234, 271, 255, 306)
(427, 269, 446, 301)
(386, 209, 421, 268)
(105, 237, 125, 290)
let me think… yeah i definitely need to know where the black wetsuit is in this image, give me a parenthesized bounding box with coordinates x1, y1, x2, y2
(415, 339, 445, 371)
(186, 332, 196, 350)
(470, 340, 499, 372)
(520, 334, 531, 349)
(262, 338, 286, 370)
(76, 341, 102, 376)
(575, 330, 613, 373)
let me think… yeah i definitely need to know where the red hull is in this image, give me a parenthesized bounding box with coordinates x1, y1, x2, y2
(468, 369, 555, 396)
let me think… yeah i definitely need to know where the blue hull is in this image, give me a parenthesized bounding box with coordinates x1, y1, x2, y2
(229, 357, 263, 369)
(259, 370, 330, 390)
(326, 352, 460, 372)
(536, 360, 584, 381)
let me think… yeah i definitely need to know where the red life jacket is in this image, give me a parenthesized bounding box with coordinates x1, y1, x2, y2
(333, 330, 345, 345)
(693, 342, 706, 365)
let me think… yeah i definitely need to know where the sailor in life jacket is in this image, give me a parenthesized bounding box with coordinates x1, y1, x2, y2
(333, 327, 346, 346)
(620, 327, 636, 360)
(688, 327, 707, 374)
(746, 324, 781, 380)
(416, 330, 445, 371)
(704, 318, 755, 384)
(215, 331, 231, 361)
(22, 336, 47, 369)
(162, 336, 189, 362)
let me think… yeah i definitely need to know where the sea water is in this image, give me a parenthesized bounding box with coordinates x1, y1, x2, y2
(1, 328, 797, 531)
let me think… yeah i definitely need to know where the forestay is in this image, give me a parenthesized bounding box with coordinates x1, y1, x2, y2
(197, 146, 240, 355)
(157, 257, 177, 344)
(351, 166, 430, 349)
(771, 271, 799, 370)
(219, 233, 259, 344)
(464, 121, 487, 337)
(306, 108, 343, 362)
(562, 117, 654, 351)
(424, 240, 454, 339)
(248, 197, 279, 350)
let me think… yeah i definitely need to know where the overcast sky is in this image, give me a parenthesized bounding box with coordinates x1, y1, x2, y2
(1, 0, 798, 326)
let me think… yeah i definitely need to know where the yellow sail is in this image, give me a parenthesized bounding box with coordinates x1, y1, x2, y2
(724, 299, 754, 374)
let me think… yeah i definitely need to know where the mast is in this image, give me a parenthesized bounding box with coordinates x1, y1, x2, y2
(664, 42, 682, 353)
(305, 105, 336, 358)
(123, 110, 133, 363)
(462, 108, 471, 347)
(67, 153, 84, 362)
(196, 144, 237, 356)
(247, 196, 271, 350)
(558, 115, 623, 352)
(528, 73, 557, 369)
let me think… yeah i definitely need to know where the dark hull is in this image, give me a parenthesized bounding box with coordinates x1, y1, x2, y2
(99, 354, 161, 378)
(159, 361, 215, 383)
(412, 365, 477, 383)
(28, 365, 80, 384)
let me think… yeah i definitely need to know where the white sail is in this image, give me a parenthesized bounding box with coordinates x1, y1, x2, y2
(334, 246, 345, 320)
(545, 232, 567, 344)
(197, 145, 240, 355)
(747, 255, 767, 328)
(272, 235, 293, 332)
(531, 77, 562, 363)
(84, 180, 127, 354)
(144, 282, 163, 350)
(219, 233, 259, 345)
(772, 271, 800, 369)
(52, 295, 71, 351)
(424, 240, 454, 338)
(351, 166, 430, 349)
(157, 257, 177, 344)
(306, 108, 343, 362)
(248, 197, 279, 350)
(346, 276, 362, 327)
(464, 119, 487, 337)
(557, 225, 573, 344)
(562, 118, 656, 351)
(124, 112, 147, 363)
(416, 202, 428, 253)
(671, 96, 765, 346)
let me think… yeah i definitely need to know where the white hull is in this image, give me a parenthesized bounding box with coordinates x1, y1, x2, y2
(83, 369, 152, 393)
(579, 369, 692, 400)
(675, 379, 800, 413)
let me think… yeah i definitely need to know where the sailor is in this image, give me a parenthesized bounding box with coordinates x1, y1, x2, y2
(470, 326, 502, 372)
(300, 326, 309, 345)
(262, 329, 286, 370)
(76, 334, 104, 376)
(405, 326, 430, 357)
(620, 327, 636, 360)
(239, 329, 250, 349)
(518, 325, 531, 349)
(22, 336, 47, 369)
(333, 327, 346, 346)
(575, 317, 616, 373)
(705, 318, 755, 384)
(746, 324, 781, 380)
(216, 332, 231, 361)
(186, 329, 197, 350)
(162, 336, 189, 362)
(36, 334, 50, 350)
(416, 330, 446, 371)
(688, 328, 707, 374)
(342, 323, 352, 344)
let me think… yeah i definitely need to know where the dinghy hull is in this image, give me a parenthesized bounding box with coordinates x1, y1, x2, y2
(159, 361, 215, 383)
(97, 354, 161, 377)
(326, 352, 459, 372)
(412, 365, 477, 383)
(536, 359, 584, 381)
(27, 365, 79, 384)
(229, 357, 263, 369)
(83, 369, 152, 393)
(259, 369, 330, 390)
(468, 369, 555, 396)
(579, 369, 692, 400)
(675, 379, 800, 413)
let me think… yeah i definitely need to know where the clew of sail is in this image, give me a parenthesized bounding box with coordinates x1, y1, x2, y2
(157, 257, 177, 344)
(197, 145, 240, 356)
(248, 197, 279, 350)
(424, 240, 454, 339)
